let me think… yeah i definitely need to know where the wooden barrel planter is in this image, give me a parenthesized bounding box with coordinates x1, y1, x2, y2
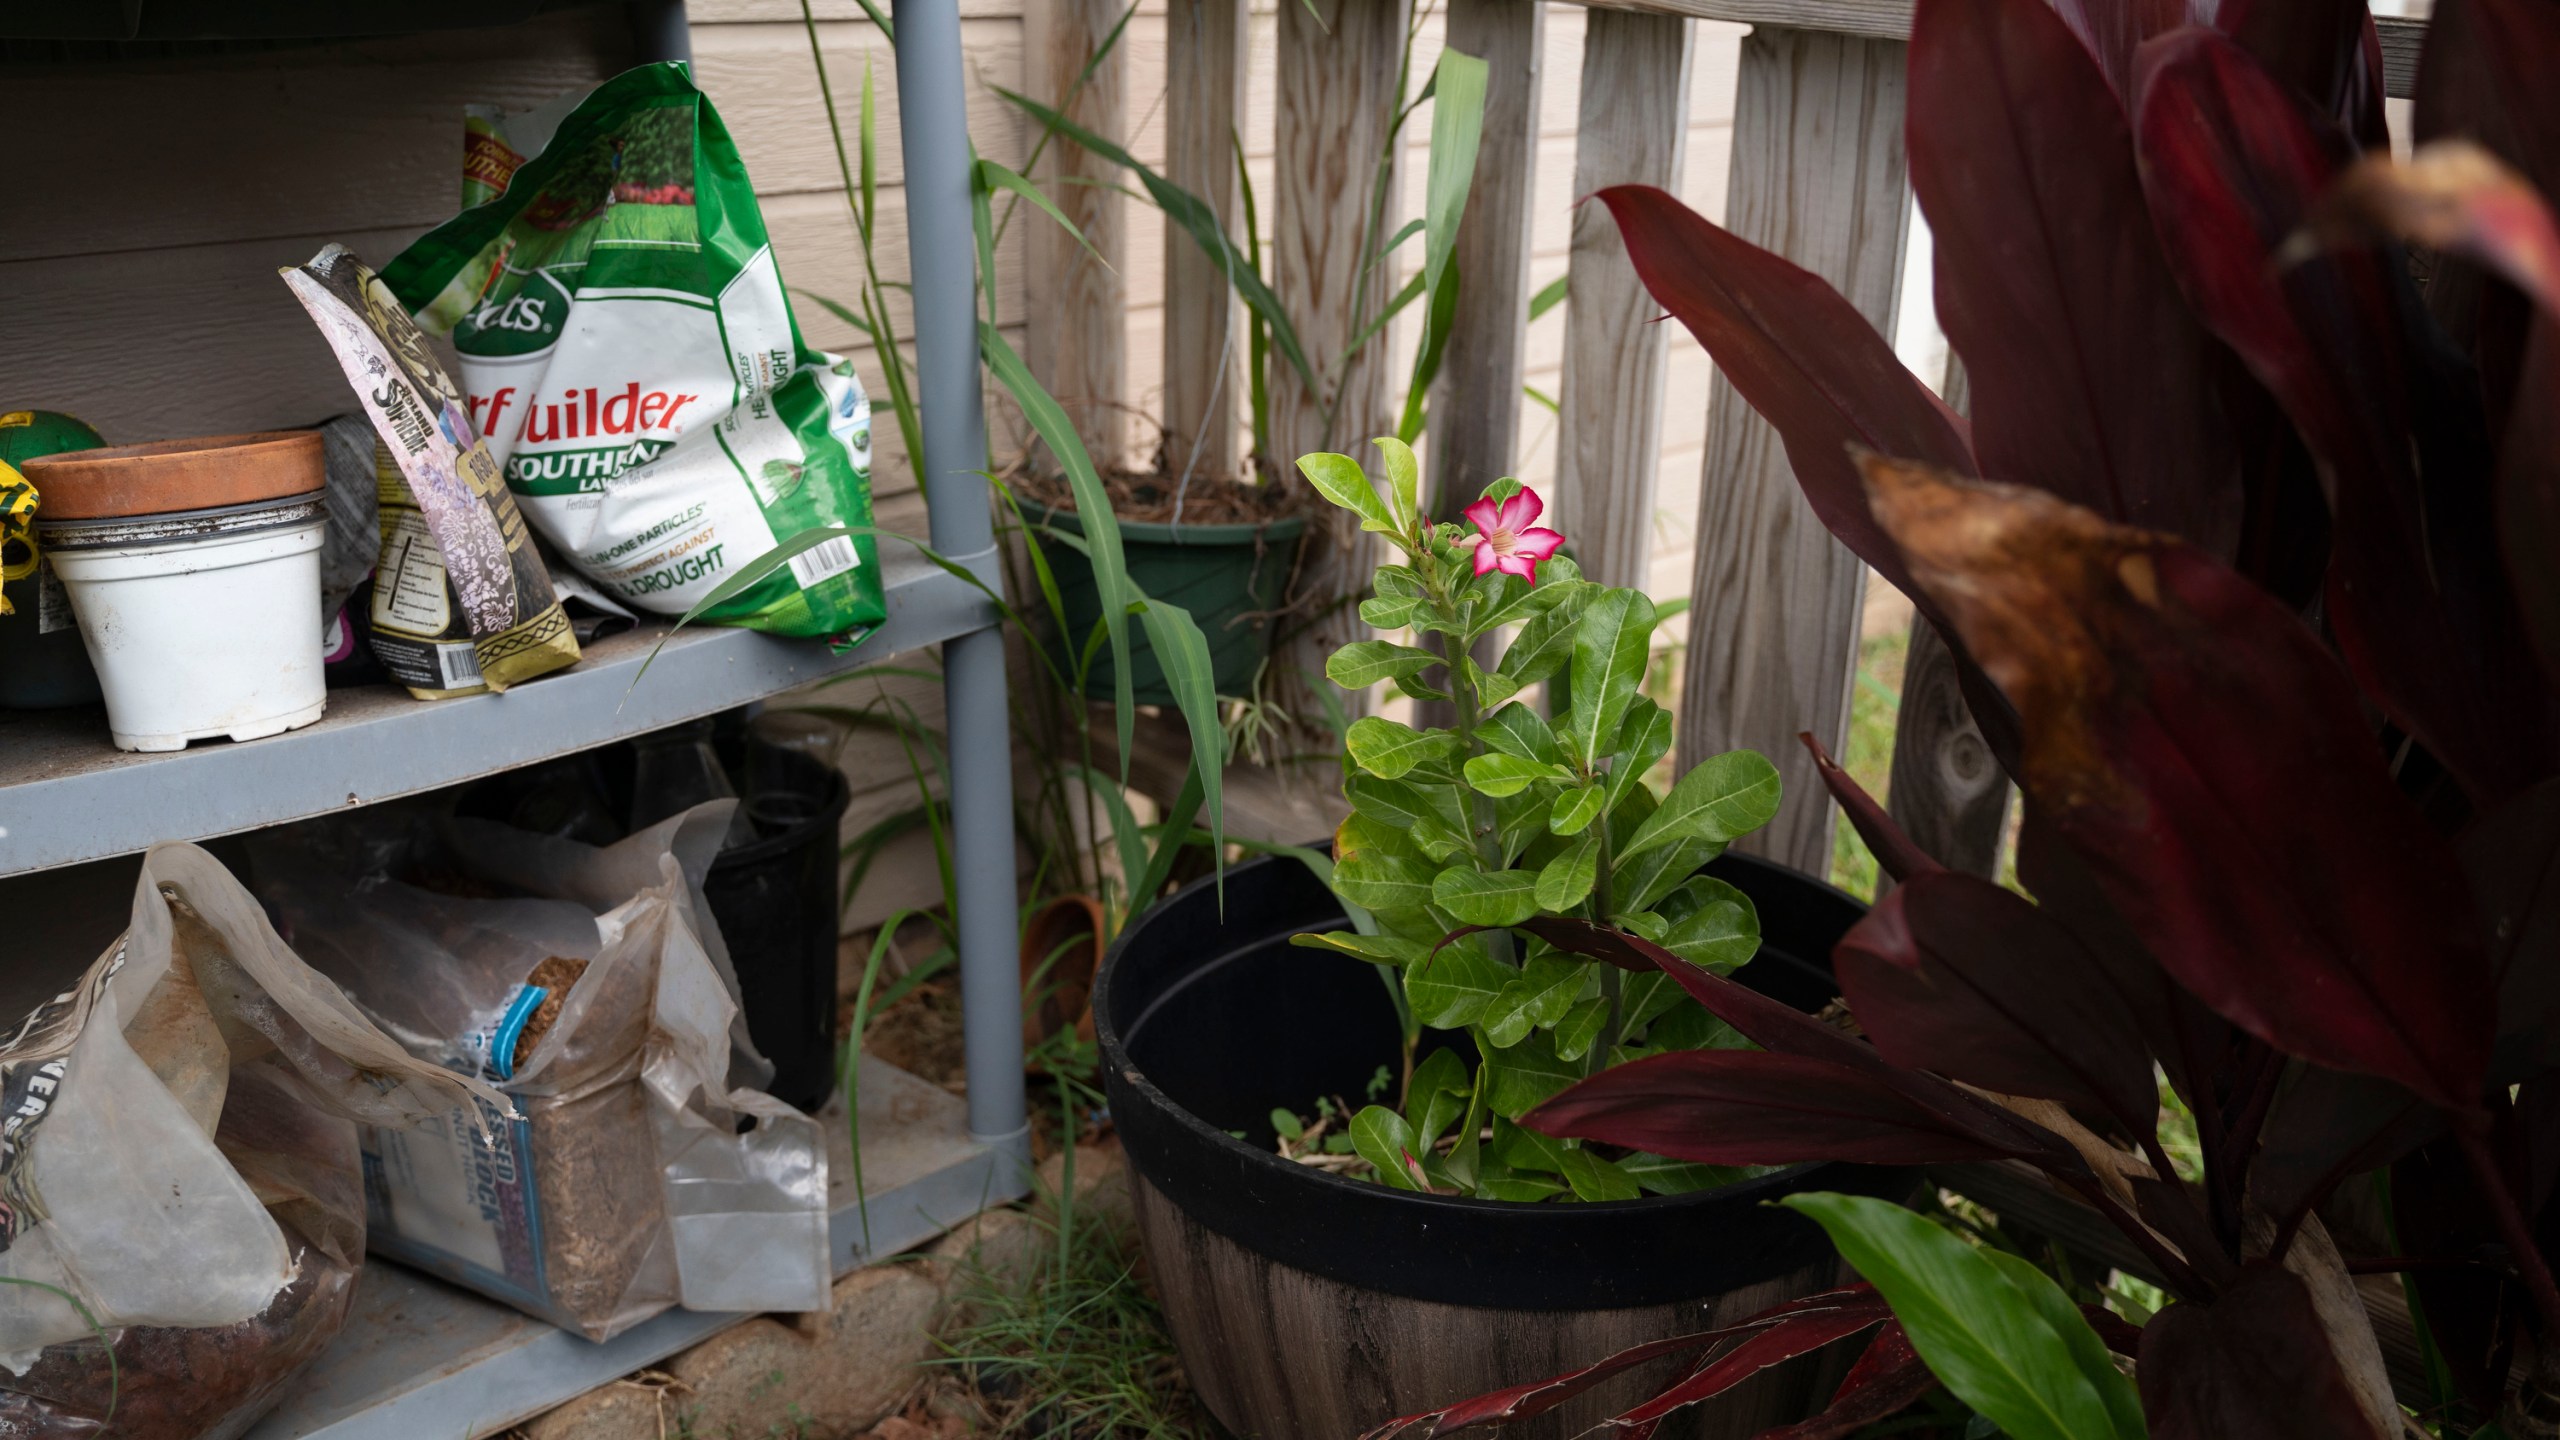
(1095, 849, 1908, 1439)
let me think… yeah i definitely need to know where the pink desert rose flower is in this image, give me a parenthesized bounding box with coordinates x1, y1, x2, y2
(1462, 490, 1567, 581)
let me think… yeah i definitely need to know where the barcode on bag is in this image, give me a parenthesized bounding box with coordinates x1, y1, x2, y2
(787, 536, 860, 589)
(438, 644, 485, 689)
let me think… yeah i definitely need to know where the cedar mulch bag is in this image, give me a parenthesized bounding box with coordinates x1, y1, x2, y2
(0, 846, 505, 1439)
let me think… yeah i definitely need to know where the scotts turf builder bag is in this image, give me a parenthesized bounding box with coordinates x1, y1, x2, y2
(383, 64, 884, 638)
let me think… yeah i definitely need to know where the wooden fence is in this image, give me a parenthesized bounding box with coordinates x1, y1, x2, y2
(1032, 0, 2431, 880)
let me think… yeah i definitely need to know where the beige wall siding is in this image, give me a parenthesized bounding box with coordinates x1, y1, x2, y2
(3, 0, 1767, 932)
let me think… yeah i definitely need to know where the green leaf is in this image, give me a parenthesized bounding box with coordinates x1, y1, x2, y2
(1552, 996, 1609, 1062)
(1270, 1108, 1304, 1141)
(1659, 877, 1761, 973)
(1397, 49, 1488, 443)
(1374, 435, 1422, 537)
(1494, 787, 1551, 867)
(1550, 783, 1606, 837)
(973, 158, 1107, 269)
(1569, 589, 1657, 771)
(1481, 952, 1584, 1048)
(1486, 1030, 1581, 1119)
(1463, 753, 1575, 799)
(1432, 864, 1542, 928)
(981, 324, 1138, 769)
(1331, 824, 1438, 916)
(1527, 274, 1568, 322)
(1781, 1193, 2146, 1440)
(1493, 1116, 1573, 1174)
(1405, 1047, 1472, 1148)
(1297, 451, 1398, 534)
(1535, 830, 1600, 911)
(1559, 1147, 1643, 1202)
(1391, 669, 1455, 704)
(1346, 775, 1471, 861)
(1981, 1250, 2152, 1440)
(995, 84, 1317, 394)
(1327, 640, 1440, 690)
(1351, 1106, 1428, 1192)
(1470, 661, 1525, 712)
(1620, 749, 1783, 861)
(1133, 598, 1228, 873)
(1346, 716, 1455, 780)
(1360, 593, 1422, 629)
(1289, 930, 1432, 966)
(1405, 945, 1515, 1028)
(1476, 705, 1565, 766)
(1477, 1172, 1568, 1202)
(1646, 998, 1748, 1052)
(1475, 559, 1584, 633)
(1606, 698, 1674, 813)
(1495, 583, 1588, 684)
(1621, 970, 1684, 1032)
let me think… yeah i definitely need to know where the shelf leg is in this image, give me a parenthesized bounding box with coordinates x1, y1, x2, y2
(896, 0, 1031, 1162)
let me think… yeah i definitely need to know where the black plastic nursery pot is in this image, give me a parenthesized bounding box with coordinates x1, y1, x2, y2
(1030, 503, 1307, 704)
(1095, 848, 1910, 1440)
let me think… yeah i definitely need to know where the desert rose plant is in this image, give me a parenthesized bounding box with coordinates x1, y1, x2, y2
(1289, 436, 1784, 1203)
(1367, 0, 2560, 1434)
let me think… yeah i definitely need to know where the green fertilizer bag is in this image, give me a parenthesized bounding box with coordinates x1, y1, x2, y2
(383, 64, 883, 639)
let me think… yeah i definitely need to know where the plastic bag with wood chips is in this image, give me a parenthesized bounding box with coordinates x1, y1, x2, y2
(0, 846, 502, 1439)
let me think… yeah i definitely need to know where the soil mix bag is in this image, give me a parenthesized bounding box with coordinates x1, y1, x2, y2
(284, 244, 582, 698)
(253, 800, 830, 1341)
(382, 63, 885, 641)
(0, 846, 505, 1438)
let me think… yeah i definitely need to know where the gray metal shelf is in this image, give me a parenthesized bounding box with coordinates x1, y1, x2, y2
(0, 546, 997, 879)
(243, 1058, 1026, 1440)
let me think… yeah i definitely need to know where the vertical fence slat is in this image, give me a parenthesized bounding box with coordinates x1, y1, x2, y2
(1429, 0, 1545, 517)
(1555, 7, 1694, 593)
(1271, 0, 1411, 731)
(1884, 353, 2012, 880)
(1678, 26, 1911, 876)
(1162, 0, 1249, 483)
(1026, 0, 1128, 468)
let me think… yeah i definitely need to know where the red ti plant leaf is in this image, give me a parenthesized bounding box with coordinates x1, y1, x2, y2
(1357, 1286, 1884, 1440)
(1750, 1322, 1940, 1440)
(2136, 26, 2550, 805)
(2468, 778, 2560, 1081)
(1610, 1294, 1894, 1427)
(2044, 0, 2207, 104)
(2138, 1262, 2394, 1440)
(1593, 184, 1975, 616)
(1799, 731, 1944, 885)
(1858, 454, 2495, 1112)
(1907, 0, 2242, 557)
(1525, 1048, 2072, 1168)
(2218, 0, 2389, 150)
(1515, 918, 2089, 1170)
(1832, 870, 2161, 1139)
(2415, 0, 2560, 199)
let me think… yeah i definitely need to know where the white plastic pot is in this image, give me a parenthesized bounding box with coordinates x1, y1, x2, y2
(41, 494, 328, 752)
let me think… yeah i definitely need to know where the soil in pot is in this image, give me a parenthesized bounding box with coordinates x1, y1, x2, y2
(1012, 468, 1312, 704)
(1095, 849, 1912, 1440)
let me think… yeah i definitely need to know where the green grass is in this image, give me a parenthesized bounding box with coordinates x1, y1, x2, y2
(935, 1198, 1214, 1440)
(1827, 626, 1909, 902)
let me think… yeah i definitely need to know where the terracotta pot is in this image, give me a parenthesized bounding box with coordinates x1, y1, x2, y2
(1019, 893, 1104, 1058)
(19, 431, 324, 520)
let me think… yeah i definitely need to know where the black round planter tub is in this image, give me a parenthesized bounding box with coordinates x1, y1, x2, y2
(1095, 849, 1909, 1440)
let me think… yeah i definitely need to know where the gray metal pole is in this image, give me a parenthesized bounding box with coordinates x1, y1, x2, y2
(894, 0, 1028, 1155)
(627, 0, 693, 65)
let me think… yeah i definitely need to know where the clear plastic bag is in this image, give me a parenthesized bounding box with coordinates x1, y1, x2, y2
(0, 845, 500, 1439)
(254, 800, 830, 1341)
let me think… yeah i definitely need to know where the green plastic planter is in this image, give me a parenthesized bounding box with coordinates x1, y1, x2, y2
(1031, 504, 1308, 704)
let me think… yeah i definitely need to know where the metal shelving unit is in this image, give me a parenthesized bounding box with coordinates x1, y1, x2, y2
(3, 1, 1029, 1434)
